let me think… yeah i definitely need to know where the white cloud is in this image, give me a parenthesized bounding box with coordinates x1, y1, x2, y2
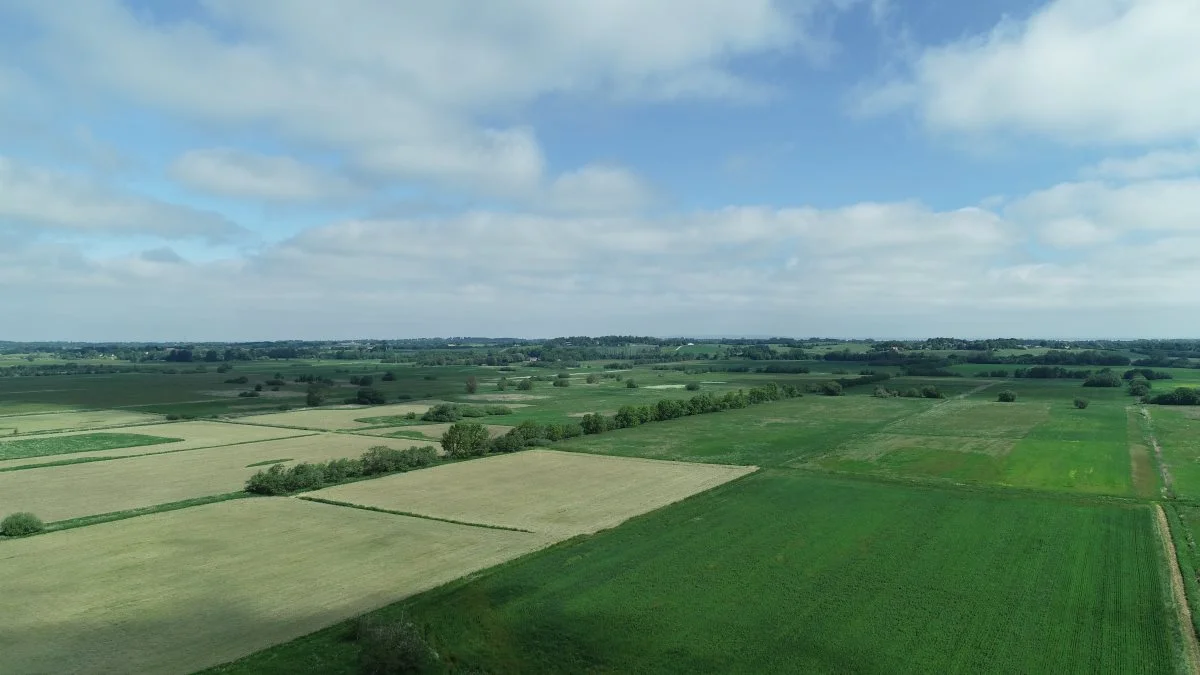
(170, 148, 358, 202)
(0, 156, 243, 241)
(9, 0, 852, 197)
(857, 0, 1200, 145)
(1082, 147, 1200, 180)
(542, 165, 658, 214)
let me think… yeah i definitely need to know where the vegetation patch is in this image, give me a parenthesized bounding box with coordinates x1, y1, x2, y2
(0, 432, 182, 461)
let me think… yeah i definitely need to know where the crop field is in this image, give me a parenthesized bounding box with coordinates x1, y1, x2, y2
(0, 421, 310, 471)
(221, 470, 1178, 674)
(0, 408, 163, 435)
(0, 431, 182, 461)
(233, 402, 443, 430)
(306, 449, 755, 537)
(557, 394, 931, 466)
(811, 399, 1139, 496)
(0, 498, 553, 675)
(0, 433, 434, 522)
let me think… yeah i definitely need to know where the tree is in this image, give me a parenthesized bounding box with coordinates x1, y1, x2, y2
(497, 377, 509, 391)
(354, 387, 387, 405)
(1074, 398, 1090, 409)
(306, 384, 327, 407)
(997, 390, 1017, 402)
(685, 382, 701, 391)
(586, 374, 599, 384)
(580, 413, 608, 435)
(517, 379, 533, 391)
(1129, 381, 1151, 397)
(441, 422, 490, 457)
(381, 371, 396, 381)
(818, 381, 843, 396)
(1, 512, 44, 536)
(1083, 370, 1122, 388)
(552, 378, 570, 388)
(465, 376, 479, 394)
(625, 379, 638, 389)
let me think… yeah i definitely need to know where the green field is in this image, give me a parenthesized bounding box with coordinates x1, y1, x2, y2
(1151, 408, 1200, 500)
(209, 470, 1178, 674)
(0, 432, 182, 461)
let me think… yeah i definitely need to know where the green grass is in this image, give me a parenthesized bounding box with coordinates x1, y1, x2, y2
(555, 395, 931, 467)
(245, 458, 293, 468)
(1150, 408, 1200, 500)
(0, 432, 182, 461)
(208, 471, 1176, 674)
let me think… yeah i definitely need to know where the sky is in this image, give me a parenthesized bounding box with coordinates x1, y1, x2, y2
(1, 0, 1198, 341)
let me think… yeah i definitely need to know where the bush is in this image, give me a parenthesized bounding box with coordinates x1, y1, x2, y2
(1148, 387, 1200, 406)
(685, 382, 701, 391)
(1083, 370, 1122, 388)
(586, 374, 599, 384)
(552, 378, 570, 388)
(422, 403, 462, 422)
(238, 390, 261, 398)
(442, 422, 490, 458)
(1, 512, 44, 536)
(1074, 398, 1090, 409)
(626, 379, 638, 389)
(465, 376, 478, 394)
(920, 385, 944, 399)
(580, 413, 610, 435)
(382, 371, 396, 381)
(225, 376, 249, 384)
(1129, 382, 1152, 397)
(354, 387, 387, 405)
(356, 616, 438, 675)
(997, 390, 1017, 403)
(818, 381, 843, 397)
(516, 379, 534, 391)
(557, 372, 571, 379)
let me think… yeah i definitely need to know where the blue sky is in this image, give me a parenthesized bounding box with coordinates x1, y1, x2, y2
(1, 0, 1198, 341)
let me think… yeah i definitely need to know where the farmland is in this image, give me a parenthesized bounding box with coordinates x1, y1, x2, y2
(1, 339, 1198, 673)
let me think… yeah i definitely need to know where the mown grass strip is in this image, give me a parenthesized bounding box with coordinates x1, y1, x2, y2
(297, 496, 535, 533)
(0, 432, 182, 461)
(0, 493, 252, 540)
(0, 433, 318, 473)
(246, 458, 294, 468)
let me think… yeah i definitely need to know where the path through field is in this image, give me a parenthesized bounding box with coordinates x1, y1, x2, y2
(1143, 407, 1176, 499)
(1154, 504, 1200, 675)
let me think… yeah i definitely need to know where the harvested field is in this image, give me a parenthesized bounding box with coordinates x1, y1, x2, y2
(0, 409, 163, 435)
(231, 403, 443, 430)
(0, 433, 438, 522)
(0, 421, 311, 471)
(0, 498, 552, 675)
(356, 423, 513, 440)
(305, 449, 756, 537)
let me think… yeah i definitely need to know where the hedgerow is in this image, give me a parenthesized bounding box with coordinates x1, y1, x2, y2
(245, 445, 438, 495)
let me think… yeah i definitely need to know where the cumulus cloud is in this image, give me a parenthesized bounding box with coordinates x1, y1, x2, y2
(7, 0, 854, 198)
(855, 0, 1200, 145)
(1082, 147, 1200, 180)
(169, 149, 359, 202)
(0, 156, 243, 242)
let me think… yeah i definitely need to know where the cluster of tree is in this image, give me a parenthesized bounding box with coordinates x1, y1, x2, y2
(1146, 387, 1200, 406)
(421, 403, 513, 423)
(1082, 370, 1123, 388)
(965, 349, 1130, 367)
(833, 372, 892, 388)
(874, 385, 945, 399)
(1013, 366, 1093, 380)
(1123, 368, 1173, 381)
(245, 445, 439, 495)
(348, 375, 373, 386)
(900, 365, 961, 377)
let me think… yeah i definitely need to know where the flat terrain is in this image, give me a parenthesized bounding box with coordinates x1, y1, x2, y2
(0, 498, 552, 675)
(218, 471, 1178, 674)
(0, 431, 181, 461)
(355, 422, 514, 439)
(1151, 408, 1200, 500)
(232, 403, 441, 430)
(306, 449, 756, 537)
(0, 420, 309, 470)
(0, 433, 436, 522)
(0, 408, 163, 435)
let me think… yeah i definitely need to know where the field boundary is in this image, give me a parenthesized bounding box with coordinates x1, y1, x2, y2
(0, 492, 252, 541)
(296, 496, 537, 533)
(1155, 504, 1200, 675)
(0, 432, 320, 473)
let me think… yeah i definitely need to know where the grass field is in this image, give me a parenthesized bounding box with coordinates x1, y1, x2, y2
(0, 421, 310, 471)
(233, 403, 442, 430)
(0, 408, 163, 435)
(0, 498, 553, 674)
(1150, 408, 1200, 500)
(215, 470, 1178, 674)
(0, 431, 181, 461)
(305, 449, 756, 537)
(555, 394, 931, 467)
(0, 433, 435, 522)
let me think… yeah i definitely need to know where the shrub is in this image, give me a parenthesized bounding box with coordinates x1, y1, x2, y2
(685, 382, 701, 391)
(382, 371, 396, 382)
(238, 390, 261, 398)
(166, 414, 181, 421)
(1129, 381, 1151, 397)
(997, 390, 1017, 403)
(1148, 387, 1200, 406)
(254, 383, 264, 392)
(557, 372, 571, 379)
(442, 422, 490, 458)
(465, 376, 479, 394)
(580, 413, 609, 435)
(552, 378, 570, 388)
(496, 378, 509, 391)
(1, 512, 44, 537)
(1074, 398, 1090, 409)
(818, 381, 843, 397)
(225, 376, 249, 384)
(516, 379, 534, 391)
(356, 616, 438, 675)
(1083, 370, 1122, 388)
(586, 374, 599, 384)
(264, 379, 286, 387)
(422, 403, 462, 422)
(626, 379, 638, 389)
(353, 387, 387, 405)
(920, 385, 944, 399)
(483, 405, 513, 415)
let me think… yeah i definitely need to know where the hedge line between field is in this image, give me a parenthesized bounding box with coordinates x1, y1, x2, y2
(245, 445, 439, 495)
